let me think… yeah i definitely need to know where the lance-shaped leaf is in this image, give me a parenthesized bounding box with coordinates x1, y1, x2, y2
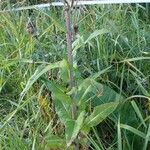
(42, 78, 72, 104)
(65, 111, 85, 147)
(85, 29, 109, 44)
(83, 102, 118, 130)
(45, 135, 66, 149)
(75, 79, 103, 105)
(42, 78, 73, 124)
(54, 98, 72, 124)
(58, 58, 70, 83)
(20, 60, 66, 99)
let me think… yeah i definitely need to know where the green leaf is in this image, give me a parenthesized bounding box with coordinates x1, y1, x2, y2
(42, 78, 72, 104)
(120, 124, 148, 140)
(58, 58, 69, 83)
(120, 57, 150, 63)
(72, 35, 84, 51)
(54, 98, 72, 124)
(84, 102, 118, 128)
(77, 79, 103, 104)
(45, 135, 66, 149)
(131, 100, 146, 128)
(72, 29, 109, 52)
(92, 84, 123, 106)
(117, 116, 122, 150)
(42, 78, 73, 124)
(75, 78, 122, 107)
(85, 29, 109, 44)
(20, 60, 65, 99)
(90, 66, 112, 80)
(65, 111, 85, 147)
(130, 70, 149, 97)
(143, 123, 150, 150)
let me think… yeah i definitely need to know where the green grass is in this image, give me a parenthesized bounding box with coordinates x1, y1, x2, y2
(0, 3, 150, 150)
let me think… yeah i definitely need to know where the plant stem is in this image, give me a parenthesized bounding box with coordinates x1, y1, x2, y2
(64, 5, 74, 89)
(64, 1, 79, 150)
(64, 1, 77, 121)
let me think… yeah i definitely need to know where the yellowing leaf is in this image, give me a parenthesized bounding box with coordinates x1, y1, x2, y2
(38, 96, 51, 122)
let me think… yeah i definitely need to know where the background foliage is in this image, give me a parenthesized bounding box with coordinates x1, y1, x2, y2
(0, 1, 150, 150)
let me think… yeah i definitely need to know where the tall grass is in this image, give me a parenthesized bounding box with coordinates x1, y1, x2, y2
(0, 3, 150, 150)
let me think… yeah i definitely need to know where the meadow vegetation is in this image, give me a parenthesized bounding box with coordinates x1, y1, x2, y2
(0, 2, 150, 150)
